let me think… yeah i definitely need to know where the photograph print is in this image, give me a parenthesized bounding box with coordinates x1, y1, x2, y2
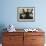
(17, 7, 35, 22)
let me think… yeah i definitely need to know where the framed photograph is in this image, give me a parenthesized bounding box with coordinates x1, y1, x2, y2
(17, 7, 35, 22)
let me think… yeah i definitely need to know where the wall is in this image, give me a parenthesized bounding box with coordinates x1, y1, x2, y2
(0, 0, 46, 30)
